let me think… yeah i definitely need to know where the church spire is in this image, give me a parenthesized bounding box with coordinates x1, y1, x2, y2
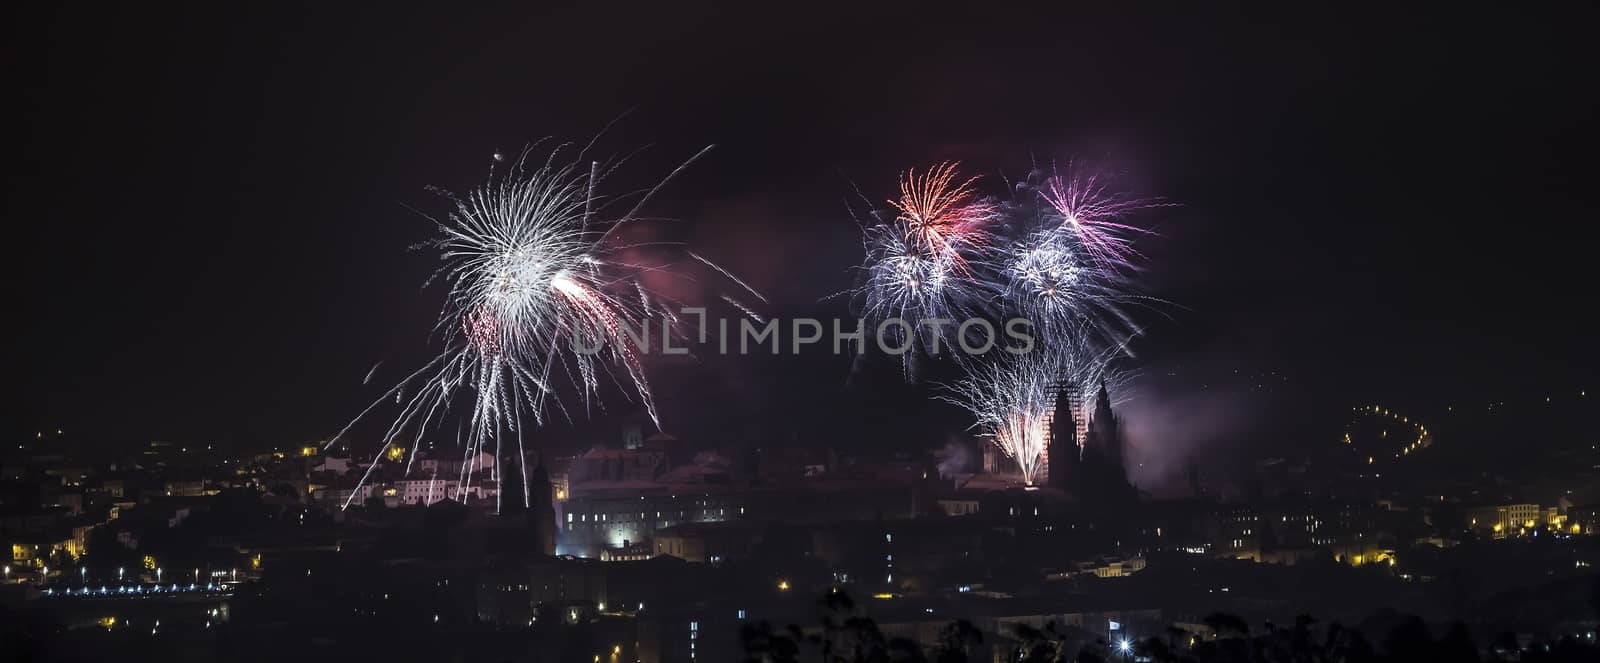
(498, 453, 527, 516)
(1046, 381, 1079, 491)
(1093, 379, 1114, 428)
(1087, 378, 1127, 491)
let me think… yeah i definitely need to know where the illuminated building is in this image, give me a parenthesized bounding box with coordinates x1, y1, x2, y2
(162, 476, 214, 497)
(394, 478, 454, 506)
(1568, 505, 1600, 535)
(1209, 507, 1262, 559)
(1045, 555, 1148, 578)
(1465, 503, 1542, 539)
(1329, 539, 1390, 567)
(559, 490, 746, 559)
(936, 499, 981, 516)
(556, 449, 751, 558)
(599, 542, 652, 561)
(412, 450, 496, 479)
(652, 521, 763, 563)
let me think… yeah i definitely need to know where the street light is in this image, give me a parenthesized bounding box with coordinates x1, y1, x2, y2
(118, 567, 125, 581)
(156, 567, 163, 582)
(1118, 639, 1133, 658)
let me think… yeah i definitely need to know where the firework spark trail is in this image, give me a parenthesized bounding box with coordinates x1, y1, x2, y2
(551, 271, 659, 424)
(937, 350, 1066, 486)
(721, 294, 765, 324)
(332, 142, 754, 510)
(690, 251, 768, 304)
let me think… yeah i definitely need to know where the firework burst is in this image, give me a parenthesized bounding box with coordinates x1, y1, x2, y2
(937, 340, 1138, 487)
(842, 158, 1170, 485)
(889, 162, 995, 271)
(937, 350, 1065, 486)
(1000, 225, 1146, 351)
(990, 165, 1168, 405)
(1037, 164, 1164, 272)
(854, 162, 998, 377)
(332, 142, 739, 511)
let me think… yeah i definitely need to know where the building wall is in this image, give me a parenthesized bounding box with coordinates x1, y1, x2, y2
(395, 479, 453, 505)
(529, 560, 608, 610)
(1465, 503, 1542, 538)
(557, 492, 746, 558)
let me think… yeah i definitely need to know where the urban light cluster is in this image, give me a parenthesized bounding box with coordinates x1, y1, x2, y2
(1344, 405, 1432, 463)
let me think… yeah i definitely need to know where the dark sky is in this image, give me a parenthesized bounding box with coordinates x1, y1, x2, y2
(11, 3, 1596, 481)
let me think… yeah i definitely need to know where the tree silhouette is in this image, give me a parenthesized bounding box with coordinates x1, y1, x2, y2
(817, 589, 857, 662)
(889, 636, 930, 663)
(741, 620, 800, 663)
(934, 620, 982, 663)
(839, 615, 890, 662)
(1203, 612, 1250, 639)
(1381, 615, 1433, 662)
(1013, 622, 1060, 662)
(1137, 635, 1177, 663)
(740, 591, 1598, 663)
(1436, 621, 1478, 663)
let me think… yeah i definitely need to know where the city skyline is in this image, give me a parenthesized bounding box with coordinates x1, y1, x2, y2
(6, 5, 1598, 662)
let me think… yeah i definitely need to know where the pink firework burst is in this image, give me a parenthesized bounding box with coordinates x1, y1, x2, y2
(1038, 167, 1162, 272)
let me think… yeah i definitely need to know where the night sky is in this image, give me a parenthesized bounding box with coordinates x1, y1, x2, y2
(12, 4, 1596, 486)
